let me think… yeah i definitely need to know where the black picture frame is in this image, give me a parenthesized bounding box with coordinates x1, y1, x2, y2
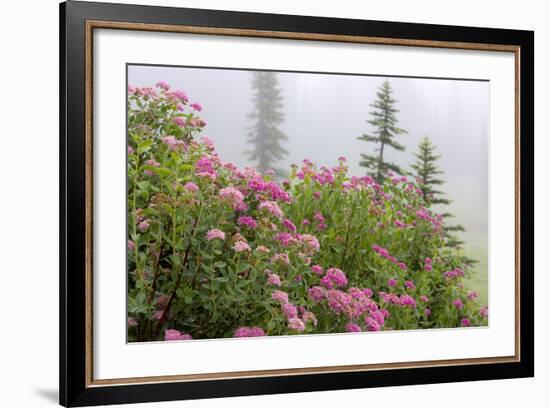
(60, 1, 534, 406)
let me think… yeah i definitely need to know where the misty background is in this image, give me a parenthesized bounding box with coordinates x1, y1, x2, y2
(128, 64, 489, 304)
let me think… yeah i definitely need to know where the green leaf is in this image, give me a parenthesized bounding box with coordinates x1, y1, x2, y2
(137, 139, 153, 154)
(155, 167, 173, 177)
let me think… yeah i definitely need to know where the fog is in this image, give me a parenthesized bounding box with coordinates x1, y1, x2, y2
(128, 64, 489, 295)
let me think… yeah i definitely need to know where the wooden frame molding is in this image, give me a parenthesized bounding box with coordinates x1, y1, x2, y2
(84, 19, 521, 388)
(60, 2, 533, 405)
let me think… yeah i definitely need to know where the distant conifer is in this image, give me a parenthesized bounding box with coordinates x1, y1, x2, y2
(358, 80, 407, 183)
(246, 71, 288, 176)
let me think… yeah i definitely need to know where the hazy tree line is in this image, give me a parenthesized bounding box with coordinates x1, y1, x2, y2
(244, 73, 475, 265)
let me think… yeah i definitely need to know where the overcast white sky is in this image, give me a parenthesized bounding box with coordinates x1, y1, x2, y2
(128, 65, 489, 240)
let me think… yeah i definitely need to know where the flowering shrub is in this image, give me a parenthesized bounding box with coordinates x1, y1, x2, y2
(127, 82, 488, 342)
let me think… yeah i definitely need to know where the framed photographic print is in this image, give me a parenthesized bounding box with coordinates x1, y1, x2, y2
(59, 0, 534, 406)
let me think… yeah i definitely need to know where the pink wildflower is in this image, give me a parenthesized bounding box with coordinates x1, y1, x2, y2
(206, 229, 225, 241)
(282, 219, 297, 232)
(184, 181, 199, 193)
(201, 135, 214, 149)
(164, 329, 193, 341)
(287, 318, 305, 332)
(155, 80, 170, 91)
(172, 89, 188, 103)
(276, 232, 296, 247)
(311, 265, 324, 275)
(144, 159, 160, 176)
(271, 290, 289, 304)
(302, 311, 317, 326)
(300, 234, 320, 253)
(232, 241, 251, 253)
(282, 303, 298, 319)
(219, 187, 245, 210)
(400, 294, 417, 308)
(258, 201, 284, 218)
(161, 136, 186, 151)
(365, 316, 381, 331)
(173, 117, 187, 127)
(266, 273, 282, 287)
(405, 280, 415, 290)
(308, 286, 326, 303)
(461, 318, 471, 327)
(326, 289, 352, 315)
(255, 245, 271, 254)
(370, 310, 385, 326)
(346, 323, 362, 332)
(127, 240, 135, 251)
(138, 220, 150, 232)
(190, 102, 203, 111)
(237, 216, 258, 229)
(479, 306, 489, 318)
(271, 253, 290, 266)
(313, 211, 325, 223)
(467, 290, 479, 300)
(388, 278, 397, 287)
(320, 267, 348, 289)
(234, 326, 266, 337)
(362, 288, 373, 298)
(453, 299, 464, 309)
(394, 220, 405, 228)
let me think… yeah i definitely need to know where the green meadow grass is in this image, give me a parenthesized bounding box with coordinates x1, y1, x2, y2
(462, 233, 489, 306)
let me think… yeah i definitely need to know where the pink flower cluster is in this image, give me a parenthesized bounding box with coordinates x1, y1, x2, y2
(266, 271, 282, 287)
(424, 257, 433, 271)
(237, 216, 258, 229)
(247, 177, 291, 203)
(219, 187, 246, 211)
(162, 135, 187, 151)
(379, 292, 417, 308)
(144, 159, 160, 176)
(164, 329, 193, 341)
(233, 240, 251, 253)
(206, 229, 225, 241)
(320, 267, 348, 289)
(258, 200, 284, 218)
(195, 156, 217, 180)
(443, 267, 465, 280)
(271, 289, 314, 333)
(234, 326, 266, 337)
(371, 244, 406, 269)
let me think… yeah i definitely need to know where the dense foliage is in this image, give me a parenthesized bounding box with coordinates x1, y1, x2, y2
(127, 81, 488, 342)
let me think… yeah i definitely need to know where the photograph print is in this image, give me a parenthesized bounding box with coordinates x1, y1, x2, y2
(126, 64, 489, 343)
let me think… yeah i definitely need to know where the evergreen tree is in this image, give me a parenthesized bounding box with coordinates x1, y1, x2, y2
(358, 79, 407, 184)
(411, 137, 473, 261)
(246, 71, 288, 175)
